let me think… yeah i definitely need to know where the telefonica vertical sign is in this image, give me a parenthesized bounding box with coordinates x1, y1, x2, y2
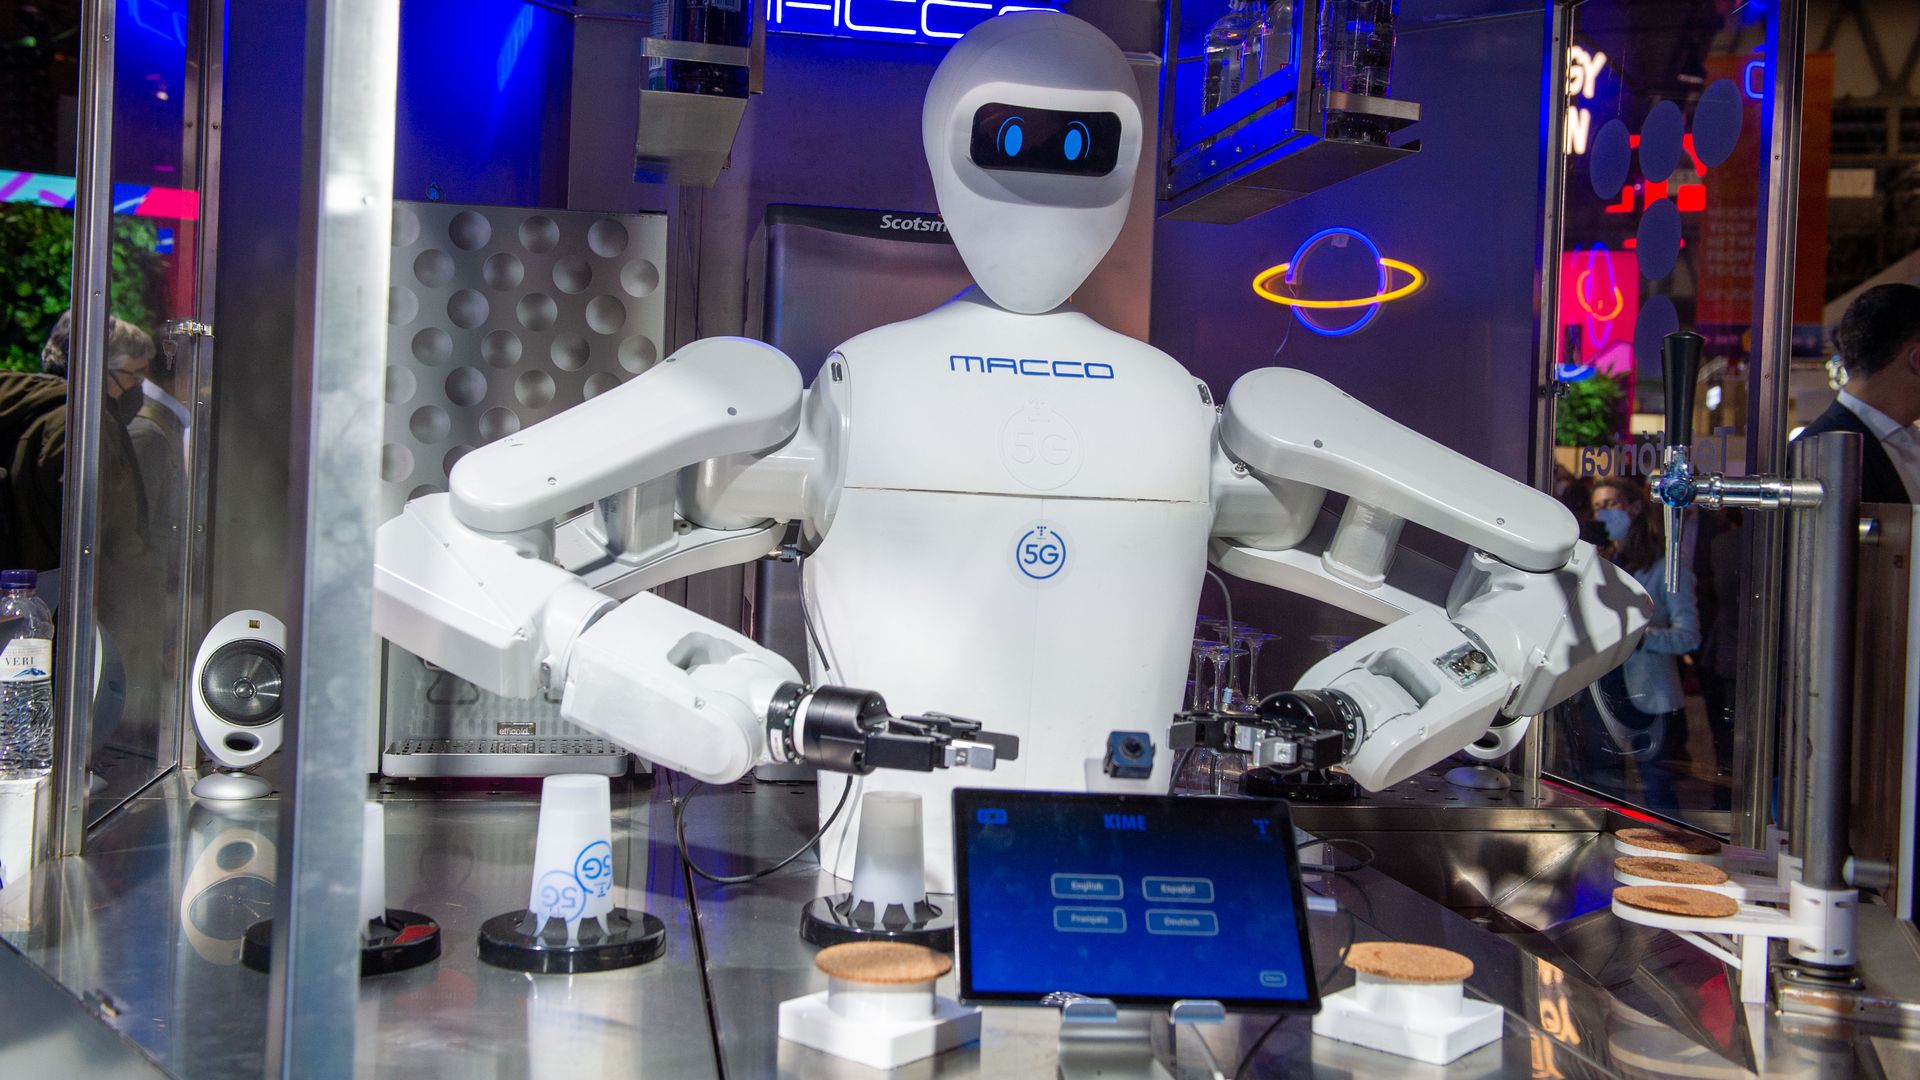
(1565, 44, 1610, 155)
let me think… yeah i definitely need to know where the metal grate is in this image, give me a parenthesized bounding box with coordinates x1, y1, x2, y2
(386, 738, 624, 756)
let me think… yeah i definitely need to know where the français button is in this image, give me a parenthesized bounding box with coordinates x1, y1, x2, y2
(1141, 876, 1214, 903)
(1051, 873, 1124, 900)
(1145, 909, 1219, 936)
(1054, 907, 1128, 933)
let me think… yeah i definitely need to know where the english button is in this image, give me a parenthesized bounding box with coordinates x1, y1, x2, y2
(1051, 873, 1123, 900)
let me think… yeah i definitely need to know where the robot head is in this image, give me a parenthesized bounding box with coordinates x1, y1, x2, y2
(923, 12, 1143, 314)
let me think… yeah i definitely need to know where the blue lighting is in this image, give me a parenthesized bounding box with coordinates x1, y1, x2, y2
(1286, 227, 1387, 338)
(766, 0, 1066, 46)
(126, 0, 187, 47)
(1064, 121, 1087, 161)
(496, 6, 537, 91)
(999, 117, 1025, 156)
(1742, 58, 1765, 100)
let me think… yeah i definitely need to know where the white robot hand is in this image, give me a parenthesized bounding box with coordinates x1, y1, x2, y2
(1200, 368, 1653, 789)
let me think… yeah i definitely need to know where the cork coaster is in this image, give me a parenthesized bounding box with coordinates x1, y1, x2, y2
(1613, 885, 1739, 919)
(1615, 856, 1730, 886)
(1615, 827, 1722, 856)
(1342, 941, 1474, 984)
(814, 941, 952, 986)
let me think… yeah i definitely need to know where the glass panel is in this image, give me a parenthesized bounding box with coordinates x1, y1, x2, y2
(86, 0, 203, 816)
(1543, 0, 1818, 824)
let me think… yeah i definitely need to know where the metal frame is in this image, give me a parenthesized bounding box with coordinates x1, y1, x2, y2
(265, 0, 401, 1073)
(1732, 0, 1809, 848)
(1788, 433, 1861, 892)
(1522, 0, 1580, 802)
(177, 0, 227, 771)
(51, 0, 119, 858)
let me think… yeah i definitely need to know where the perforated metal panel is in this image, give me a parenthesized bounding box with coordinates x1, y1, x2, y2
(382, 200, 667, 517)
(379, 201, 666, 776)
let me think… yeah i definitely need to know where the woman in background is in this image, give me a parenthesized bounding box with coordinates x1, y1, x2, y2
(1574, 475, 1702, 809)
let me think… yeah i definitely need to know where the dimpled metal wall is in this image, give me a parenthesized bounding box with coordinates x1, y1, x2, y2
(383, 200, 667, 519)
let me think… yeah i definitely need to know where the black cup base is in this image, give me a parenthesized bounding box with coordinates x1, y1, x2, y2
(799, 893, 955, 952)
(241, 909, 442, 977)
(477, 908, 666, 974)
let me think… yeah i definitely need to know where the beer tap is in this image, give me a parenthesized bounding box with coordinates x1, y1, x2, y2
(1650, 331, 1822, 593)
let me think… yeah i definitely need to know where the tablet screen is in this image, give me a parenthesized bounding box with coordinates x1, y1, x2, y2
(953, 790, 1320, 1011)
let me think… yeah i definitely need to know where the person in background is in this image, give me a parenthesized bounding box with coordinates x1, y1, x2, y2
(1797, 283, 1920, 503)
(0, 313, 151, 570)
(1572, 475, 1702, 808)
(40, 310, 175, 544)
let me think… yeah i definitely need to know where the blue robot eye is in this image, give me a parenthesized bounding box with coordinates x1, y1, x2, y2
(997, 117, 1025, 157)
(1064, 121, 1089, 162)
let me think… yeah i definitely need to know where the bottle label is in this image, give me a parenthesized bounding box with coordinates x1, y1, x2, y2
(0, 638, 51, 683)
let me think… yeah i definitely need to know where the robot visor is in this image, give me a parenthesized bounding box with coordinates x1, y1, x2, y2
(969, 103, 1122, 177)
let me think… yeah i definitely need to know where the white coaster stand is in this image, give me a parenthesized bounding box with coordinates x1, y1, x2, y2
(1608, 833, 1855, 1006)
(1312, 972, 1502, 1065)
(779, 973, 981, 1069)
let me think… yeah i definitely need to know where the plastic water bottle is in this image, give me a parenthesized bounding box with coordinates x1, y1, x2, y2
(1203, 0, 1262, 111)
(0, 570, 55, 776)
(1316, 0, 1398, 143)
(1255, 0, 1295, 82)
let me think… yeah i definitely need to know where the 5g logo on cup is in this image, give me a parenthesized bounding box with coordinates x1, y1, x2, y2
(534, 869, 587, 921)
(1013, 523, 1069, 584)
(574, 840, 614, 900)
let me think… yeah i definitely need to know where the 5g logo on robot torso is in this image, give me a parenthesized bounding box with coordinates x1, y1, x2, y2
(1014, 523, 1069, 582)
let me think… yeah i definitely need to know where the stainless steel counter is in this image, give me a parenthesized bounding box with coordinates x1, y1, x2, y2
(679, 774, 1920, 1080)
(3, 770, 1918, 1078)
(0, 774, 717, 1080)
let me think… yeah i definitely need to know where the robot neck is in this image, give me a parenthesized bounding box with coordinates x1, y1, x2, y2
(950, 283, 1083, 320)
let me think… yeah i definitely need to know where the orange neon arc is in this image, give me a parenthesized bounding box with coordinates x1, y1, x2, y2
(1251, 258, 1427, 309)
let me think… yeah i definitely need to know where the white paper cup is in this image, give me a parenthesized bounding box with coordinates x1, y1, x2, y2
(360, 802, 386, 937)
(527, 775, 616, 930)
(850, 791, 926, 909)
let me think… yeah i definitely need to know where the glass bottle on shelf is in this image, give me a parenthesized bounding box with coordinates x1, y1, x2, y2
(1203, 0, 1262, 112)
(1315, 0, 1398, 143)
(1254, 0, 1296, 83)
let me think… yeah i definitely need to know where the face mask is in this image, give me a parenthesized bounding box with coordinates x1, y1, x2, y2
(107, 384, 145, 428)
(1595, 507, 1631, 543)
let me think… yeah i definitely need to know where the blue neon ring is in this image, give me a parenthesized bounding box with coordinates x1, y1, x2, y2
(1287, 227, 1388, 337)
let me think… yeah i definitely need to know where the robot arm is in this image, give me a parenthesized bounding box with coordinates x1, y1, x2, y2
(374, 337, 1014, 783)
(1200, 368, 1652, 789)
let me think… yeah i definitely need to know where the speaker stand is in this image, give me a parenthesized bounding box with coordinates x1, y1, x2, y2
(194, 770, 272, 800)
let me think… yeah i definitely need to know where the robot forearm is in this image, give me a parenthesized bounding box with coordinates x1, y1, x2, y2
(1206, 366, 1653, 790)
(1187, 542, 1650, 790)
(556, 592, 1015, 783)
(377, 500, 1016, 784)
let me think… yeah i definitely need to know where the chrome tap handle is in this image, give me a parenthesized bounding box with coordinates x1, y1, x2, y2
(1663, 331, 1703, 453)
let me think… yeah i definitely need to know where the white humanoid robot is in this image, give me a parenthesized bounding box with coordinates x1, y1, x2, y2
(375, 12, 1653, 891)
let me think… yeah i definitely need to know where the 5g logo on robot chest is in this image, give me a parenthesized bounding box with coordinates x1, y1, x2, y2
(1014, 523, 1069, 583)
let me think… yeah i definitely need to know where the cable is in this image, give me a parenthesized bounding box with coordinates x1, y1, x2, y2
(1297, 835, 1374, 873)
(1234, 895, 1355, 1079)
(1232, 1014, 1285, 1080)
(673, 775, 853, 885)
(1203, 568, 1237, 706)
